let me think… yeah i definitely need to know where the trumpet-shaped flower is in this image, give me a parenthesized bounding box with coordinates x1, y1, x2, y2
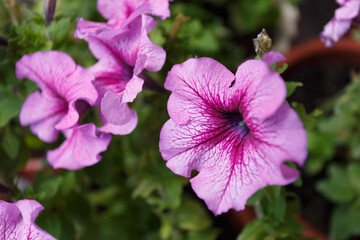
(16, 51, 111, 170)
(159, 53, 307, 215)
(320, 0, 360, 47)
(79, 15, 165, 133)
(0, 199, 55, 240)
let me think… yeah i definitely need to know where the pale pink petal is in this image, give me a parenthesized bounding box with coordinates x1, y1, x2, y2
(335, 1, 360, 19)
(97, 0, 170, 25)
(164, 57, 235, 125)
(233, 59, 286, 121)
(190, 158, 299, 215)
(19, 91, 65, 142)
(74, 18, 111, 39)
(16, 51, 98, 133)
(320, 0, 360, 47)
(262, 51, 286, 66)
(47, 123, 111, 170)
(0, 199, 55, 240)
(320, 18, 351, 47)
(99, 116, 138, 135)
(86, 16, 165, 75)
(100, 91, 137, 125)
(250, 103, 308, 167)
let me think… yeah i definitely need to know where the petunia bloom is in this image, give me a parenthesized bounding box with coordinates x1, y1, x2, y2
(320, 0, 360, 47)
(77, 15, 165, 134)
(16, 51, 111, 170)
(159, 53, 307, 215)
(0, 199, 55, 240)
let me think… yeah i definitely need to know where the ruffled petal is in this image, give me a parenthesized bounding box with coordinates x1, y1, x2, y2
(335, 1, 360, 19)
(320, 18, 351, 47)
(164, 57, 235, 125)
(250, 103, 308, 167)
(47, 123, 111, 170)
(233, 59, 287, 121)
(99, 116, 138, 135)
(16, 51, 98, 133)
(100, 91, 138, 125)
(97, 0, 170, 26)
(19, 91, 65, 142)
(0, 199, 55, 240)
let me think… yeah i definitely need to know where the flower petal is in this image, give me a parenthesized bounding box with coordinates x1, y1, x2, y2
(16, 51, 98, 132)
(97, 0, 170, 25)
(0, 199, 55, 240)
(100, 91, 138, 125)
(19, 91, 65, 142)
(262, 51, 286, 66)
(250, 103, 308, 167)
(164, 57, 235, 125)
(47, 123, 111, 170)
(233, 59, 286, 121)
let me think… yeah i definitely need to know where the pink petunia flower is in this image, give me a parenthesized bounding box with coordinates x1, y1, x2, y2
(320, 0, 360, 47)
(16, 51, 111, 170)
(77, 15, 165, 134)
(159, 52, 307, 215)
(0, 199, 55, 240)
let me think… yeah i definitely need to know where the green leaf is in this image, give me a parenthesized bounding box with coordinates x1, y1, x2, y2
(347, 162, 360, 194)
(1, 128, 19, 159)
(0, 92, 22, 127)
(34, 173, 63, 201)
(58, 171, 76, 196)
(161, 176, 183, 209)
(188, 229, 220, 240)
(237, 219, 268, 240)
(159, 216, 173, 240)
(36, 210, 62, 239)
(277, 63, 288, 74)
(317, 164, 355, 203)
(286, 81, 303, 98)
(175, 199, 212, 231)
(330, 203, 360, 240)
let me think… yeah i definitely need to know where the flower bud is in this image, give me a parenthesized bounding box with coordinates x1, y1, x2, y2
(43, 0, 57, 24)
(253, 29, 272, 59)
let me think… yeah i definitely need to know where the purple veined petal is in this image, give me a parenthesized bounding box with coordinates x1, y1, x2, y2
(249, 103, 308, 167)
(47, 123, 111, 170)
(0, 199, 55, 240)
(100, 91, 138, 125)
(190, 157, 299, 215)
(164, 57, 236, 125)
(16, 51, 98, 135)
(262, 51, 286, 66)
(233, 59, 286, 121)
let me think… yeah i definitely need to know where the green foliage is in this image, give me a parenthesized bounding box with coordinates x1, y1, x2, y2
(240, 186, 310, 240)
(307, 73, 360, 239)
